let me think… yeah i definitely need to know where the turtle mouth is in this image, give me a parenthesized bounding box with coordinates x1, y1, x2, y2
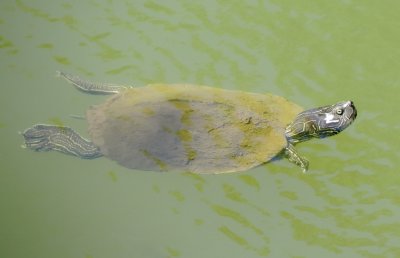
(350, 100, 357, 120)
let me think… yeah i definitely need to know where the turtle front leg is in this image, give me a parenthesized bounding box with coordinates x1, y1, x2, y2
(284, 143, 309, 173)
(57, 71, 131, 94)
(22, 124, 103, 159)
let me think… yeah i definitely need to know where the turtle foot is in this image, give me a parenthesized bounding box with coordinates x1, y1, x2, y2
(57, 71, 129, 94)
(22, 124, 102, 159)
(284, 143, 309, 173)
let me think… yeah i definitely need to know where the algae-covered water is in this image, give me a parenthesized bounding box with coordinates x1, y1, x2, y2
(1, 1, 399, 258)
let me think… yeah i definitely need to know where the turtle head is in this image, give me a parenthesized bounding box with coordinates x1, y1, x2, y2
(285, 100, 357, 143)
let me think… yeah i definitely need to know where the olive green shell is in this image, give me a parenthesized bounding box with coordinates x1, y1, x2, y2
(86, 84, 303, 173)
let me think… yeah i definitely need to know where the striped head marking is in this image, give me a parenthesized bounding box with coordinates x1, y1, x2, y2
(285, 101, 357, 143)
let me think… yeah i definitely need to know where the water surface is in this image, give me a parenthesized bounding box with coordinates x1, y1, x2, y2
(1, 1, 399, 258)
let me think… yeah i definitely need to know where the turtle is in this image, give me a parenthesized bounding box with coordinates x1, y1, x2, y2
(22, 72, 357, 173)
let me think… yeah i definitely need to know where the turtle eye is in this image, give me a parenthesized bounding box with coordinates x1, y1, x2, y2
(336, 109, 344, 115)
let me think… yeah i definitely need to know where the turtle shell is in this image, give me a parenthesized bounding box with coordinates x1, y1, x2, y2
(86, 84, 303, 173)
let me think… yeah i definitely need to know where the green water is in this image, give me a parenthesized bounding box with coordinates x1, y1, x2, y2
(1, 1, 399, 257)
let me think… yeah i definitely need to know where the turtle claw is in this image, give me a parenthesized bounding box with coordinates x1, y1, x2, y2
(300, 159, 309, 173)
(22, 124, 55, 152)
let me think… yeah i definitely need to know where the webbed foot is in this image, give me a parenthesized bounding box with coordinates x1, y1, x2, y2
(284, 143, 309, 173)
(57, 71, 130, 94)
(22, 124, 102, 159)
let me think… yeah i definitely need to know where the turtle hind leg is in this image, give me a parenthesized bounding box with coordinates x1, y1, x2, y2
(284, 143, 309, 173)
(56, 71, 131, 94)
(22, 124, 103, 159)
